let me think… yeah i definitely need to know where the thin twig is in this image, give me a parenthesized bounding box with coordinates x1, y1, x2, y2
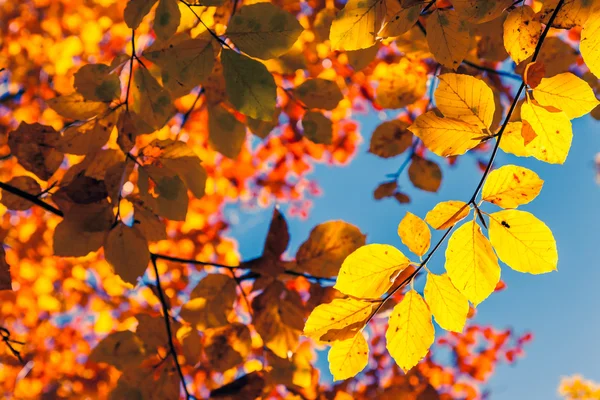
(125, 29, 136, 112)
(150, 255, 193, 399)
(0, 327, 24, 365)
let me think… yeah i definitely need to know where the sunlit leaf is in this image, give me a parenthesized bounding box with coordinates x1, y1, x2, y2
(1, 176, 41, 211)
(369, 120, 413, 158)
(581, 9, 600, 78)
(8, 122, 64, 181)
(424, 272, 469, 333)
(386, 290, 434, 372)
(482, 165, 543, 209)
(131, 67, 176, 130)
(503, 6, 542, 64)
(533, 72, 600, 119)
(445, 220, 500, 306)
(104, 223, 150, 285)
(208, 105, 247, 159)
(488, 210, 558, 274)
(379, 0, 422, 38)
(427, 10, 471, 69)
(398, 212, 430, 256)
(124, 0, 158, 29)
(89, 331, 146, 370)
(74, 64, 121, 102)
(47, 93, 109, 120)
(154, 0, 180, 41)
(304, 297, 373, 342)
(452, 0, 513, 23)
(335, 244, 411, 299)
(328, 332, 369, 381)
(425, 200, 471, 230)
(329, 0, 386, 51)
(180, 274, 237, 329)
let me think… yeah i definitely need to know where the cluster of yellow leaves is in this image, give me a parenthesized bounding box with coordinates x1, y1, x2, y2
(559, 375, 600, 400)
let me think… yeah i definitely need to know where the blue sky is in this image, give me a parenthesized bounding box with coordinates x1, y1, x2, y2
(228, 113, 600, 399)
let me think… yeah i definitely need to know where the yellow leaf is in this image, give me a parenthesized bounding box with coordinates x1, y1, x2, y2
(295, 221, 366, 277)
(221, 49, 277, 121)
(426, 10, 471, 69)
(482, 165, 543, 209)
(521, 100, 573, 164)
(131, 196, 167, 242)
(303, 297, 373, 342)
(154, 0, 180, 41)
(335, 244, 411, 299)
(408, 111, 482, 157)
(445, 221, 500, 306)
(498, 121, 529, 157)
(74, 64, 121, 102)
(247, 108, 281, 139)
(293, 78, 343, 110)
(533, 72, 600, 119)
(408, 155, 442, 192)
(582, 10, 600, 78)
(424, 273, 469, 333)
(328, 332, 369, 381)
(398, 212, 431, 257)
(369, 120, 413, 159)
(89, 331, 146, 370)
(208, 105, 247, 159)
(538, 0, 594, 30)
(435, 73, 496, 129)
(1, 176, 41, 211)
(379, 0, 422, 38)
(204, 323, 252, 372)
(47, 93, 108, 120)
(452, 0, 513, 23)
(425, 200, 471, 230)
(302, 111, 333, 144)
(503, 5, 542, 64)
(124, 0, 158, 29)
(226, 3, 304, 60)
(105, 224, 150, 285)
(138, 166, 188, 221)
(329, 0, 386, 51)
(131, 67, 176, 130)
(386, 290, 434, 372)
(488, 210, 558, 274)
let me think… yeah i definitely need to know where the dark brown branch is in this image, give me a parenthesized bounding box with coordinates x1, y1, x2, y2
(0, 326, 24, 365)
(150, 255, 194, 400)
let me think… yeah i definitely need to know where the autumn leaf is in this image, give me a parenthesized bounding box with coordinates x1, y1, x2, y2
(427, 10, 471, 69)
(89, 331, 146, 370)
(482, 165, 543, 209)
(204, 323, 252, 372)
(369, 120, 413, 158)
(533, 72, 600, 119)
(138, 165, 189, 221)
(104, 223, 150, 285)
(335, 244, 411, 299)
(124, 0, 158, 29)
(386, 290, 434, 372)
(1, 176, 41, 211)
(329, 0, 386, 51)
(304, 297, 373, 342)
(302, 111, 333, 144)
(435, 73, 496, 129)
(398, 212, 430, 256)
(179, 274, 237, 330)
(581, 9, 600, 78)
(408, 155, 442, 192)
(131, 67, 176, 130)
(8, 122, 64, 181)
(379, 0, 423, 38)
(0, 246, 11, 291)
(293, 78, 344, 110)
(208, 105, 247, 159)
(74, 64, 121, 102)
(445, 221, 500, 306)
(424, 273, 469, 333)
(153, 0, 180, 41)
(328, 332, 369, 381)
(452, 0, 512, 23)
(47, 93, 109, 120)
(226, 3, 303, 60)
(425, 200, 471, 230)
(488, 210, 558, 274)
(221, 49, 277, 121)
(503, 5, 542, 64)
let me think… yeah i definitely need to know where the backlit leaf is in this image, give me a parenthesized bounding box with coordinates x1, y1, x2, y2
(427, 10, 471, 69)
(581, 10, 600, 78)
(89, 331, 146, 370)
(329, 0, 386, 51)
(304, 297, 373, 342)
(533, 72, 600, 119)
(335, 244, 411, 299)
(131, 67, 176, 130)
(1, 176, 41, 211)
(8, 122, 64, 181)
(386, 290, 434, 372)
(408, 111, 482, 157)
(295, 221, 366, 277)
(328, 332, 369, 381)
(498, 121, 529, 157)
(425, 201, 471, 230)
(445, 221, 500, 306)
(180, 274, 237, 329)
(226, 3, 303, 60)
(521, 100, 573, 164)
(74, 64, 121, 102)
(503, 6, 542, 64)
(379, 0, 422, 38)
(47, 93, 108, 120)
(398, 212, 430, 256)
(104, 224, 150, 285)
(138, 166, 189, 221)
(58, 112, 118, 155)
(204, 323, 252, 372)
(482, 165, 543, 209)
(452, 0, 512, 23)
(435, 73, 496, 129)
(488, 210, 558, 274)
(424, 273, 469, 333)
(124, 0, 158, 29)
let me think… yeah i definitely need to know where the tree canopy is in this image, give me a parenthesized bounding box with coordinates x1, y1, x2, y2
(0, 0, 598, 399)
